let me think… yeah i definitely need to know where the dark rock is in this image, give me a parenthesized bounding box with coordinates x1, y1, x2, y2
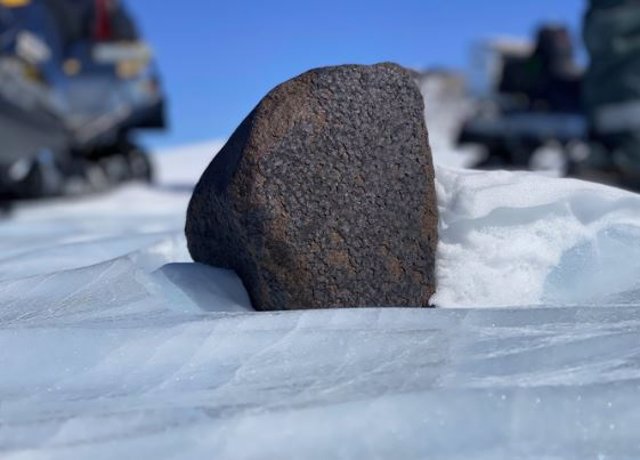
(186, 63, 438, 310)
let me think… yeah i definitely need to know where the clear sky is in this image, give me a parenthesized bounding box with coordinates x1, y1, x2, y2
(127, 0, 584, 148)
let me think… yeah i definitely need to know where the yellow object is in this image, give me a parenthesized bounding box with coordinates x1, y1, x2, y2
(116, 60, 144, 79)
(63, 59, 81, 76)
(0, 0, 31, 7)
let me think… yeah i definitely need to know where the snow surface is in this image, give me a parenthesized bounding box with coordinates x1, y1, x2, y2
(434, 167, 640, 307)
(1, 137, 640, 458)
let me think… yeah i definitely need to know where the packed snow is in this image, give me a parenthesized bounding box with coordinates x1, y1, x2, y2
(2, 132, 640, 458)
(434, 167, 640, 307)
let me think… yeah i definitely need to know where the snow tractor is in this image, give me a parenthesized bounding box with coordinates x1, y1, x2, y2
(457, 25, 588, 174)
(0, 0, 166, 199)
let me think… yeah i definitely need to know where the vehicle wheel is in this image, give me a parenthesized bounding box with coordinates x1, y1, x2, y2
(127, 147, 153, 183)
(472, 148, 509, 169)
(19, 153, 64, 199)
(529, 141, 569, 176)
(100, 154, 131, 185)
(84, 161, 111, 192)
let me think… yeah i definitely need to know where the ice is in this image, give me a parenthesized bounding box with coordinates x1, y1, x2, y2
(152, 263, 253, 313)
(1, 141, 640, 458)
(544, 224, 640, 305)
(2, 302, 640, 458)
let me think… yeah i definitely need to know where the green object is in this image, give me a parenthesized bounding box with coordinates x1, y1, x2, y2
(584, 0, 640, 172)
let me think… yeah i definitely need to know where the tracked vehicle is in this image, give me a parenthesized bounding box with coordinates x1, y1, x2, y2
(457, 25, 588, 174)
(0, 0, 166, 199)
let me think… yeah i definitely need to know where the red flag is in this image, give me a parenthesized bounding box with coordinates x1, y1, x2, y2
(94, 0, 112, 41)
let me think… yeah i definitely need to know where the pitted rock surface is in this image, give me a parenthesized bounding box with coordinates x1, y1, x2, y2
(186, 63, 438, 310)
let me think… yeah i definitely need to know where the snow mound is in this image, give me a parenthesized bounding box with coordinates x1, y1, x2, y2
(152, 263, 253, 314)
(434, 166, 640, 307)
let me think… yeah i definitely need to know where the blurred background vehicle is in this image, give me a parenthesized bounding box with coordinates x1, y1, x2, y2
(6, 1, 636, 194)
(0, 0, 166, 199)
(576, 0, 640, 190)
(455, 24, 588, 175)
(450, 0, 640, 192)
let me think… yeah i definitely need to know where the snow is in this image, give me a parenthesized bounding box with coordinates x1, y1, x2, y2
(1, 135, 640, 458)
(434, 167, 640, 307)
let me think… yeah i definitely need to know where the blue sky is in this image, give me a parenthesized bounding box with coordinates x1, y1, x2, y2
(127, 0, 584, 148)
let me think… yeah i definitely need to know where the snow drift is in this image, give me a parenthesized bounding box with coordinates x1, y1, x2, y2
(1, 139, 640, 458)
(435, 166, 640, 307)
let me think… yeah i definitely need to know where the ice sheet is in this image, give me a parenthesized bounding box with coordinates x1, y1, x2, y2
(1, 143, 639, 458)
(2, 293, 640, 459)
